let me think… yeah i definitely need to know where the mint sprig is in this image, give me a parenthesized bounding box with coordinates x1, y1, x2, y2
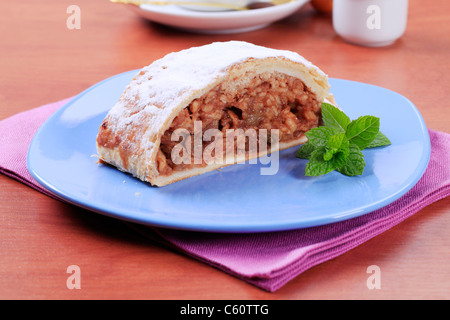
(296, 103, 391, 177)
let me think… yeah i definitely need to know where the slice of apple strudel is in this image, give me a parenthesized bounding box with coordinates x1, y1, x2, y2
(96, 41, 334, 186)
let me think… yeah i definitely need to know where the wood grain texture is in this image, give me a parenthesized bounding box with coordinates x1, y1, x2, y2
(0, 0, 449, 299)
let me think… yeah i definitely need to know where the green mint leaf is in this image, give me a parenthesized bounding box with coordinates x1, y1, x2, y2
(305, 148, 337, 176)
(305, 126, 339, 148)
(321, 103, 351, 132)
(337, 144, 366, 176)
(345, 115, 380, 150)
(323, 149, 335, 161)
(324, 148, 349, 169)
(305, 133, 350, 177)
(324, 132, 350, 166)
(296, 103, 390, 178)
(366, 131, 391, 148)
(296, 141, 315, 159)
(327, 132, 349, 150)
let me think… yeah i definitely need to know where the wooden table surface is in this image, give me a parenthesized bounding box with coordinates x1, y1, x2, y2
(1, 0, 449, 300)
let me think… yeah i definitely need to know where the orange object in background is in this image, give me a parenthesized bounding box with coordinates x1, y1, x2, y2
(311, 0, 333, 13)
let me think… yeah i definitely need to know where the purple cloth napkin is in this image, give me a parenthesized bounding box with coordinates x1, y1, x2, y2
(1, 98, 449, 292)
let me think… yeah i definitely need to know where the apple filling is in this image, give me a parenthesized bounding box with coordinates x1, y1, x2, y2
(157, 72, 321, 175)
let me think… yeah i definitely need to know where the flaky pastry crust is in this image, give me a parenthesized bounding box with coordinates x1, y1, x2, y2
(96, 41, 332, 186)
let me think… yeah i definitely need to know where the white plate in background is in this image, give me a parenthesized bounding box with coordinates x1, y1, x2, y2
(128, 0, 309, 34)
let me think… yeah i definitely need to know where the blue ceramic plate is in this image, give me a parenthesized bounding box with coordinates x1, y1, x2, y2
(27, 70, 430, 233)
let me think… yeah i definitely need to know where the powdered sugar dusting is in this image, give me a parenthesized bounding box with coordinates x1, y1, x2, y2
(127, 41, 322, 111)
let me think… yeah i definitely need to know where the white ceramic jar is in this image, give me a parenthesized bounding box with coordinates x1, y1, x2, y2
(333, 0, 409, 47)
